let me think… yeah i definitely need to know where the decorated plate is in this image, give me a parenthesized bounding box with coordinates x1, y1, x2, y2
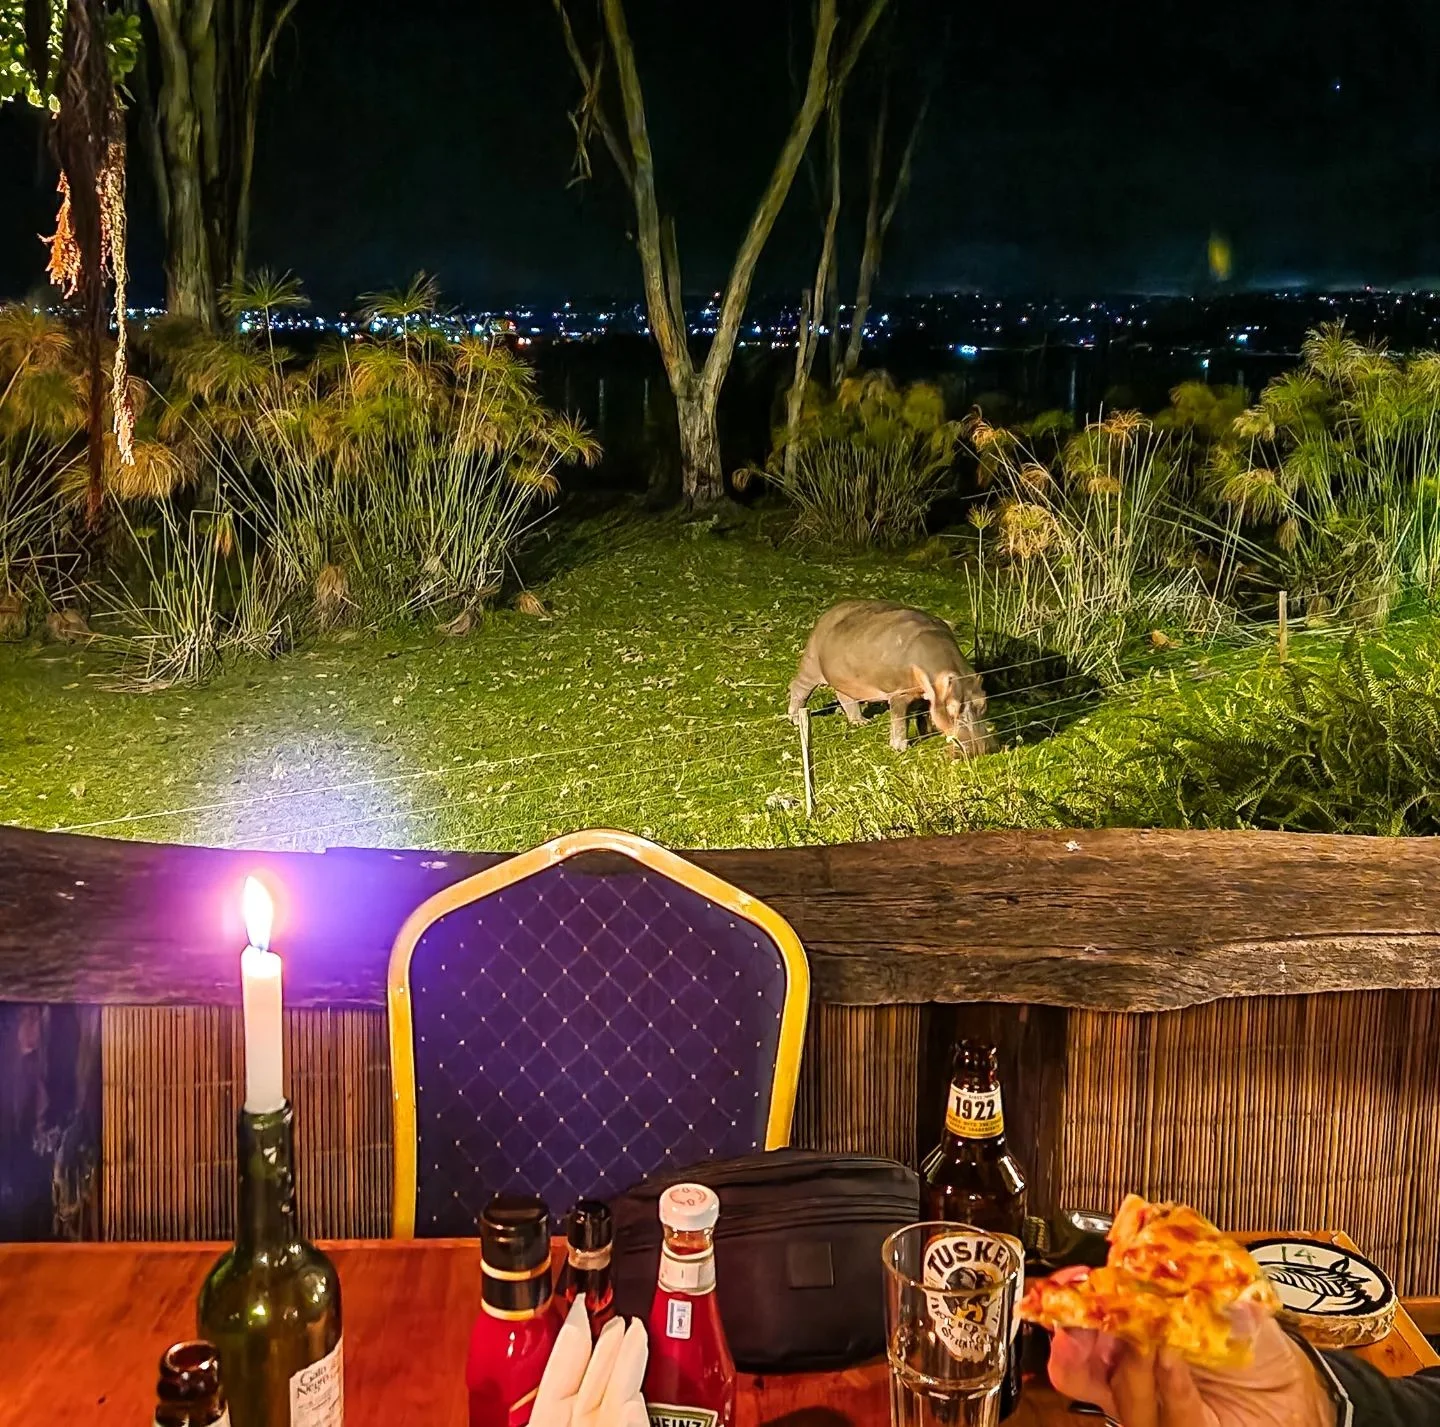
(1247, 1236, 1397, 1349)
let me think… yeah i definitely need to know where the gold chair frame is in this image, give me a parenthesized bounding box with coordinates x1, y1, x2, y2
(386, 828, 811, 1238)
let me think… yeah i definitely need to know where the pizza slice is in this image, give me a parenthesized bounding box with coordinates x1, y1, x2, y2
(1108, 1196, 1271, 1303)
(1018, 1195, 1280, 1370)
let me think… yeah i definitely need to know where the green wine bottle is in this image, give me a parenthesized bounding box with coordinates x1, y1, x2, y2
(199, 1103, 343, 1427)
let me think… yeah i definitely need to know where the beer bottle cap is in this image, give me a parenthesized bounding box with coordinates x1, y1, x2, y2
(568, 1198, 614, 1252)
(157, 1340, 222, 1400)
(481, 1193, 551, 1273)
(659, 1182, 719, 1232)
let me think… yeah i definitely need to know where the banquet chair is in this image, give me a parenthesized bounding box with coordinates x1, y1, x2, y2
(386, 828, 810, 1237)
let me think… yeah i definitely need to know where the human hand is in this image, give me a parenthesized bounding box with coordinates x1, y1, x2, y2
(533, 1299, 650, 1427)
(1047, 1307, 1336, 1427)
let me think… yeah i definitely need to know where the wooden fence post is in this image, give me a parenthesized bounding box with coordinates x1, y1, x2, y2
(798, 708, 815, 818)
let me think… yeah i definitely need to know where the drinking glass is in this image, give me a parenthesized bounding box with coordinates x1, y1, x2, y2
(881, 1222, 1021, 1427)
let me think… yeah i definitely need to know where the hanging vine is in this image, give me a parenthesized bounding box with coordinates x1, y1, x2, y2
(8, 0, 139, 523)
(47, 0, 132, 524)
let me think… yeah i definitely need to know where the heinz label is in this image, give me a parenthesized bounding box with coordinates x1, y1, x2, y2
(648, 1408, 718, 1427)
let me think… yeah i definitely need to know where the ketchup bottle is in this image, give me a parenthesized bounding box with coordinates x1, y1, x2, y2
(557, 1199, 616, 1335)
(466, 1194, 561, 1427)
(641, 1183, 736, 1427)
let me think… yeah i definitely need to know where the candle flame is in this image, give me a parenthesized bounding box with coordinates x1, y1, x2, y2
(242, 876, 274, 952)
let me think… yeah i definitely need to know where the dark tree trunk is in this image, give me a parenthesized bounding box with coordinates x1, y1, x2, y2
(557, 0, 864, 509)
(143, 0, 296, 327)
(675, 388, 725, 506)
(149, 0, 218, 326)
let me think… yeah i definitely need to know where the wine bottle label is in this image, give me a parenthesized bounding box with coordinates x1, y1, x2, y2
(658, 1247, 715, 1295)
(946, 1084, 1004, 1139)
(648, 1405, 719, 1427)
(289, 1337, 343, 1427)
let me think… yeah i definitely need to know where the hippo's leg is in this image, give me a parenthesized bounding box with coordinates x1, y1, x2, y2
(787, 671, 819, 724)
(837, 693, 865, 726)
(888, 695, 912, 751)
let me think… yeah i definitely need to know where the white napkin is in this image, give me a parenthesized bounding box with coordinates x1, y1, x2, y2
(533, 1299, 650, 1427)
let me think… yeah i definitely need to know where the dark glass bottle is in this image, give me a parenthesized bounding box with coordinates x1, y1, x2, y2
(557, 1199, 615, 1334)
(466, 1194, 562, 1427)
(198, 1104, 343, 1427)
(155, 1340, 230, 1427)
(1025, 1207, 1114, 1273)
(922, 1040, 1027, 1418)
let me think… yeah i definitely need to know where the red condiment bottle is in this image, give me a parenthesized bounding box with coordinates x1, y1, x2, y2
(466, 1194, 562, 1427)
(641, 1183, 736, 1427)
(557, 1199, 616, 1336)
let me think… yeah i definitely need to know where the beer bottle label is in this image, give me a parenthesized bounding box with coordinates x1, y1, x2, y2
(921, 1232, 1015, 1363)
(946, 1083, 1004, 1138)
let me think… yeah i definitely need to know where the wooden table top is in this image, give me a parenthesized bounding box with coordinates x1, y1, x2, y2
(1, 1237, 1434, 1427)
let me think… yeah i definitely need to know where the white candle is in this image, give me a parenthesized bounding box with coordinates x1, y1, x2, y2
(240, 876, 285, 1114)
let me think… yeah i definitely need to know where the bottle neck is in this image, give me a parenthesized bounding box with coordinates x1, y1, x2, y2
(658, 1225, 716, 1296)
(481, 1250, 553, 1321)
(567, 1243, 613, 1292)
(235, 1104, 301, 1251)
(941, 1077, 1008, 1154)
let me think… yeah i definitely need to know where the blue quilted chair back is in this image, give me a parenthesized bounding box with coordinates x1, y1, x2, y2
(387, 830, 810, 1237)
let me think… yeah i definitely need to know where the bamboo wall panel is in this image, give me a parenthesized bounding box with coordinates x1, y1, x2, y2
(1061, 991, 1440, 1296)
(103, 1007, 390, 1242)
(100, 990, 1440, 1299)
(793, 1004, 924, 1165)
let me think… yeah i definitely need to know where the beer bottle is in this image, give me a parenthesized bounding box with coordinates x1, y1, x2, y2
(922, 1040, 1027, 1417)
(155, 1340, 230, 1426)
(556, 1199, 616, 1335)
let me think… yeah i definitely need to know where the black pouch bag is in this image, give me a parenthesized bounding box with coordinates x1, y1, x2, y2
(610, 1148, 920, 1373)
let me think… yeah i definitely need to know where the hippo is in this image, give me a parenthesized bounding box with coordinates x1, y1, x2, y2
(788, 600, 995, 758)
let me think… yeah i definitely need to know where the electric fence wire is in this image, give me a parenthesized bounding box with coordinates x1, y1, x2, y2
(44, 585, 1381, 842)
(231, 757, 798, 853)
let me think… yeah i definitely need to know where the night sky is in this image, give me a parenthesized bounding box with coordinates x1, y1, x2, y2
(2, 0, 1439, 306)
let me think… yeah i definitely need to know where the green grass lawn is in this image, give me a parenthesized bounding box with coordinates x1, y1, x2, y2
(0, 505, 1426, 852)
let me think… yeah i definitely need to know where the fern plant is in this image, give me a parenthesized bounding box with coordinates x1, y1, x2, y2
(1113, 633, 1440, 834)
(767, 372, 960, 548)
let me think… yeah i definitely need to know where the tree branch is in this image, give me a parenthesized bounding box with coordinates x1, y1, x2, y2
(782, 93, 844, 476)
(843, 72, 931, 378)
(601, 0, 693, 387)
(660, 213, 686, 342)
(879, 90, 927, 235)
(255, 0, 300, 81)
(700, 0, 837, 403)
(550, 0, 635, 191)
(834, 0, 890, 95)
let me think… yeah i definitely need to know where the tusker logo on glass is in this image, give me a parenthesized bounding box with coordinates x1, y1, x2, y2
(922, 1233, 1010, 1363)
(648, 1407, 719, 1427)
